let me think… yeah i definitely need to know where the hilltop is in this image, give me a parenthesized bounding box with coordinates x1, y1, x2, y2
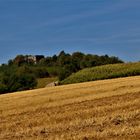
(0, 51, 123, 94)
(0, 76, 140, 139)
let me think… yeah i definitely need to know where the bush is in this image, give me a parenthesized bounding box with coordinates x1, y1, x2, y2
(0, 72, 37, 94)
(0, 83, 8, 94)
(33, 68, 49, 78)
(47, 67, 61, 76)
(58, 64, 75, 81)
(8, 73, 37, 92)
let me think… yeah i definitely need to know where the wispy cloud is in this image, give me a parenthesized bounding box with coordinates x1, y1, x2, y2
(1, 0, 140, 44)
(46, 26, 140, 45)
(34, 0, 140, 29)
(4, 0, 139, 40)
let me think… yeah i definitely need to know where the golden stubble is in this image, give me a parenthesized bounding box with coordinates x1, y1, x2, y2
(0, 76, 140, 140)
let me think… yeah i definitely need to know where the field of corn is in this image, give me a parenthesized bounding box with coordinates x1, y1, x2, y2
(0, 76, 140, 140)
(61, 62, 140, 85)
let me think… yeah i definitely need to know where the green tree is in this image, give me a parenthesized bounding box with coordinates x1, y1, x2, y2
(7, 73, 37, 92)
(0, 83, 8, 94)
(13, 55, 25, 66)
(72, 52, 85, 70)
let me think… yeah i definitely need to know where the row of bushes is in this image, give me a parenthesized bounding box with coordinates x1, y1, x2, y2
(60, 62, 140, 85)
(0, 73, 37, 94)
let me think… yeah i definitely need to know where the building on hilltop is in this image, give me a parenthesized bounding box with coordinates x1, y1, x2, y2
(26, 55, 44, 64)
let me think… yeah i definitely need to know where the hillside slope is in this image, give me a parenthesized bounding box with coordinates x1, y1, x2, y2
(0, 76, 140, 140)
(61, 62, 140, 85)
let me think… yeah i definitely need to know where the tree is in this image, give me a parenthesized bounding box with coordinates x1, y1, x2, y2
(7, 73, 37, 92)
(57, 51, 71, 66)
(58, 64, 75, 81)
(0, 83, 8, 94)
(33, 67, 49, 78)
(72, 52, 85, 70)
(8, 59, 13, 66)
(13, 55, 25, 66)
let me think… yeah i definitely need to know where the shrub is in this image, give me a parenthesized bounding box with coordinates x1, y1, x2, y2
(8, 73, 37, 92)
(0, 83, 8, 94)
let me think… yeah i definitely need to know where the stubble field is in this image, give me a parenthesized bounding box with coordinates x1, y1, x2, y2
(0, 76, 140, 140)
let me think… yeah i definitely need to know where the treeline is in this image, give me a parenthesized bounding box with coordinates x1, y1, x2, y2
(0, 51, 123, 94)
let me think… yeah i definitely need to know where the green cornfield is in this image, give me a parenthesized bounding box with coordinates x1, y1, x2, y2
(61, 62, 140, 85)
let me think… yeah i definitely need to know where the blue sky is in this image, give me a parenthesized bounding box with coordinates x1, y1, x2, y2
(0, 0, 140, 63)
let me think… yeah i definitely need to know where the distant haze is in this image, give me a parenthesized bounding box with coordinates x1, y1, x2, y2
(0, 0, 140, 64)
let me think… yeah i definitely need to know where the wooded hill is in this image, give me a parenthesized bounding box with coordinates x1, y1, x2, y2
(0, 51, 123, 94)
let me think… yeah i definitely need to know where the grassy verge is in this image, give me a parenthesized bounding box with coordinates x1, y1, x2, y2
(60, 62, 140, 85)
(36, 77, 57, 88)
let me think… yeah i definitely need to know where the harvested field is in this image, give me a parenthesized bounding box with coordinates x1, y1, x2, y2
(0, 76, 140, 140)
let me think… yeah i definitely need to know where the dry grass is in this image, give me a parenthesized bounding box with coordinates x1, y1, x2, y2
(37, 77, 57, 88)
(0, 76, 140, 140)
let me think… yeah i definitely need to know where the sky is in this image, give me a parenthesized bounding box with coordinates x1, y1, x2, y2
(0, 0, 140, 64)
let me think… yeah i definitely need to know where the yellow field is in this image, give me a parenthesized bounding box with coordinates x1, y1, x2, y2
(0, 76, 140, 140)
